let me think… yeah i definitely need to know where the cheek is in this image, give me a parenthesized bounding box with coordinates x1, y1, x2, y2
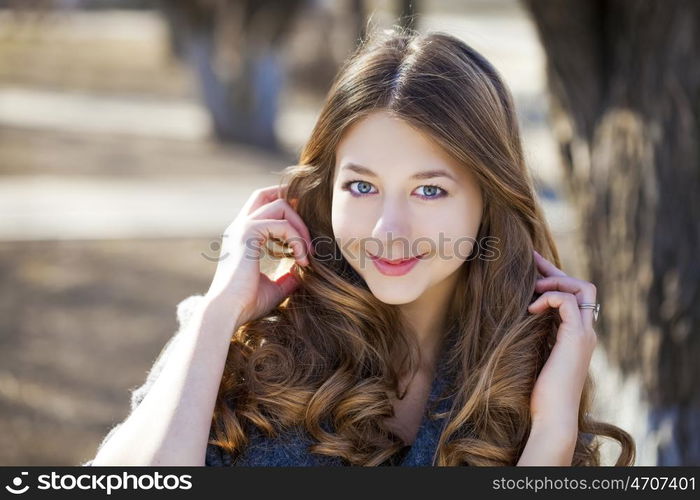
(415, 203, 481, 260)
(426, 231, 470, 260)
(448, 220, 480, 260)
(332, 197, 372, 260)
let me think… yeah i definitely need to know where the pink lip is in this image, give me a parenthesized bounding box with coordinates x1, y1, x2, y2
(369, 253, 425, 277)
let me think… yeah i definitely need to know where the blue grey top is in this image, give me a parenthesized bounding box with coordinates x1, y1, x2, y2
(83, 295, 457, 466)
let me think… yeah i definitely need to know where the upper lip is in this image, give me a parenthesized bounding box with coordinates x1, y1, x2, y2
(369, 253, 426, 264)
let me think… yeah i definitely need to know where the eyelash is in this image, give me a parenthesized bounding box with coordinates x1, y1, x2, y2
(341, 179, 449, 200)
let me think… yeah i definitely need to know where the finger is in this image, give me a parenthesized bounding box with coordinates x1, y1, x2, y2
(249, 198, 313, 257)
(273, 270, 300, 298)
(534, 276, 596, 301)
(242, 184, 289, 216)
(256, 271, 300, 311)
(528, 291, 584, 333)
(533, 249, 567, 278)
(535, 276, 597, 331)
(249, 219, 310, 267)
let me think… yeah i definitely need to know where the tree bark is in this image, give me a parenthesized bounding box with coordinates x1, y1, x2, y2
(522, 0, 700, 465)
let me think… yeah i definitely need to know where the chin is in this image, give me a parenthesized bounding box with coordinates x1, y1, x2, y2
(365, 282, 424, 305)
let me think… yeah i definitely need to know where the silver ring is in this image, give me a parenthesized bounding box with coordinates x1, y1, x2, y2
(578, 303, 600, 322)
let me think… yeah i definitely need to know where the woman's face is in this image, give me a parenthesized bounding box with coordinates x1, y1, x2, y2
(331, 111, 484, 304)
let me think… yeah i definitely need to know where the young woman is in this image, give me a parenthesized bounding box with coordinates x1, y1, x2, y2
(88, 27, 635, 466)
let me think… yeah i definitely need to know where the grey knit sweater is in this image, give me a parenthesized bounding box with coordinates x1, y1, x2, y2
(82, 295, 457, 466)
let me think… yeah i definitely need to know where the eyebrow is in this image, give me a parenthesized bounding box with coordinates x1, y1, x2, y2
(340, 163, 458, 182)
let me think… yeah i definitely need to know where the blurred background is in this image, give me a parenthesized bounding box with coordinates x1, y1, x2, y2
(0, 0, 697, 466)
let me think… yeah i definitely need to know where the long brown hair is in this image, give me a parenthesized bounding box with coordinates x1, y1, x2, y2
(209, 27, 635, 466)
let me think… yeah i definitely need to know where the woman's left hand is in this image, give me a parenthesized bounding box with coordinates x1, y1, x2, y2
(526, 249, 598, 432)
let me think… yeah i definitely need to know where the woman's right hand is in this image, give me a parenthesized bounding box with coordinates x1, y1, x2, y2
(204, 184, 313, 327)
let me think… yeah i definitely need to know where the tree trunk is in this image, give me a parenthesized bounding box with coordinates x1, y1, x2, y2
(522, 0, 700, 465)
(159, 0, 303, 151)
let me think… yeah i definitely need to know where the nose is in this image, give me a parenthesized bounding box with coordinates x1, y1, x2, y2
(370, 198, 412, 259)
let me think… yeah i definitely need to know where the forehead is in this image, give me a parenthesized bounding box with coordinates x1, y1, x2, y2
(334, 111, 468, 183)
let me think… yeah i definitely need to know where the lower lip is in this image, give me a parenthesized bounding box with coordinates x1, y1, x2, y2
(370, 254, 424, 276)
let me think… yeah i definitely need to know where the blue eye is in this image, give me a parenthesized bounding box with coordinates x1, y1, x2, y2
(414, 185, 446, 199)
(340, 180, 448, 200)
(355, 181, 374, 194)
